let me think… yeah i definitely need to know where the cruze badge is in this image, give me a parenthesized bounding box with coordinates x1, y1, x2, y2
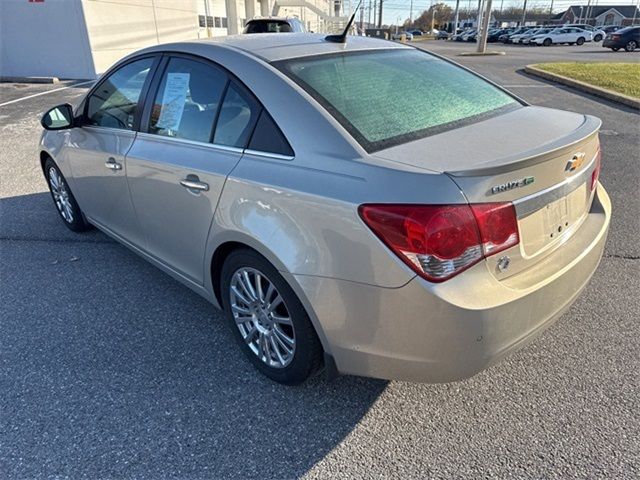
(566, 152, 586, 173)
(490, 176, 535, 195)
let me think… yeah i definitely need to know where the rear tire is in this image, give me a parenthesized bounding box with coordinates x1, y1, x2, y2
(543, 38, 552, 47)
(44, 158, 91, 232)
(220, 248, 323, 385)
(625, 40, 637, 52)
(594, 34, 603, 42)
(576, 37, 585, 46)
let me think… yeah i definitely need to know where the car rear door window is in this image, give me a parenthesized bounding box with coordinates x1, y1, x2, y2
(149, 57, 227, 143)
(86, 57, 154, 130)
(213, 82, 260, 148)
(247, 111, 294, 157)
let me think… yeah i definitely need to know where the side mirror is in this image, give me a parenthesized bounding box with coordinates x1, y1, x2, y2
(41, 104, 74, 130)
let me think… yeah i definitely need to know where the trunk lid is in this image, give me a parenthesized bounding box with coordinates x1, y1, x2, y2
(373, 106, 601, 280)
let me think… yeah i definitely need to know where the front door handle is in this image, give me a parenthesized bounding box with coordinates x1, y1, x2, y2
(180, 176, 209, 192)
(105, 157, 122, 171)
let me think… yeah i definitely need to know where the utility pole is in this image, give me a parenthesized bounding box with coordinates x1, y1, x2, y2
(360, 0, 365, 32)
(410, 0, 414, 25)
(548, 0, 554, 20)
(476, 0, 483, 32)
(453, 0, 460, 34)
(477, 0, 492, 52)
(521, 0, 528, 26)
(373, 0, 377, 27)
(378, 0, 383, 28)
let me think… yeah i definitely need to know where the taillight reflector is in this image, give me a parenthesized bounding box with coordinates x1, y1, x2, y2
(359, 203, 519, 282)
(591, 147, 601, 191)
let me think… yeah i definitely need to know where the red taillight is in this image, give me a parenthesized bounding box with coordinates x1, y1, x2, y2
(359, 203, 519, 282)
(611, 34, 620, 40)
(591, 147, 601, 191)
(469, 203, 520, 255)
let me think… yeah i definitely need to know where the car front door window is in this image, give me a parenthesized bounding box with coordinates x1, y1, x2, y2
(86, 58, 154, 130)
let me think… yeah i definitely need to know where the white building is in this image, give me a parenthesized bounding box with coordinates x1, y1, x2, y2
(0, 0, 340, 80)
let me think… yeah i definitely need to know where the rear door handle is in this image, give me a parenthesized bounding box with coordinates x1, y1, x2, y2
(105, 157, 122, 171)
(180, 177, 209, 192)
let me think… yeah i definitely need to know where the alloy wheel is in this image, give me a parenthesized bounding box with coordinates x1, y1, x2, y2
(48, 166, 74, 223)
(625, 41, 637, 52)
(229, 267, 295, 368)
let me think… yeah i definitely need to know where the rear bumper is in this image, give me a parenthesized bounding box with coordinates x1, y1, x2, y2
(293, 184, 611, 383)
(602, 39, 623, 48)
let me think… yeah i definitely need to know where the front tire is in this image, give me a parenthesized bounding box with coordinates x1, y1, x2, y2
(220, 248, 323, 385)
(44, 158, 91, 232)
(625, 40, 637, 52)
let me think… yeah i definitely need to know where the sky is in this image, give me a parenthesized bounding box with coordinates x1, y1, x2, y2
(340, 0, 640, 26)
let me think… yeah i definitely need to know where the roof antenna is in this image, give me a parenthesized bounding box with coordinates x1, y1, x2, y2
(325, 0, 363, 43)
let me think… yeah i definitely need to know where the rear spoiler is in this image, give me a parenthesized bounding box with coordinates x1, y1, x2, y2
(446, 115, 601, 177)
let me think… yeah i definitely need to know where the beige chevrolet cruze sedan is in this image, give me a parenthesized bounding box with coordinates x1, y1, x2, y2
(40, 34, 611, 385)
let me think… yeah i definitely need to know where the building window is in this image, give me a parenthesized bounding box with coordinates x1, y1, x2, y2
(215, 16, 222, 28)
(198, 15, 206, 28)
(222, 17, 228, 28)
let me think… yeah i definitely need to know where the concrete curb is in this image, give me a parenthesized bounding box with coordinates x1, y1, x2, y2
(458, 51, 505, 56)
(524, 65, 640, 110)
(0, 76, 60, 84)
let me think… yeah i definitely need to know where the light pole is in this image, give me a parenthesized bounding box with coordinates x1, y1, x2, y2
(521, 0, 528, 26)
(453, 0, 460, 36)
(477, 0, 492, 52)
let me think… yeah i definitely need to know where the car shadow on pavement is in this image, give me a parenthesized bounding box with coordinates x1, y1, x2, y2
(1, 192, 388, 479)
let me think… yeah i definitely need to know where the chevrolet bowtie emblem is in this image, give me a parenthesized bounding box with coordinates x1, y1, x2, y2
(566, 152, 586, 173)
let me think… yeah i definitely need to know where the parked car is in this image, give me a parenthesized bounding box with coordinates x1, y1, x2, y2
(500, 26, 535, 43)
(530, 27, 592, 46)
(410, 29, 424, 36)
(563, 23, 607, 42)
(436, 30, 449, 40)
(601, 25, 622, 34)
(519, 28, 554, 45)
(603, 26, 640, 51)
(39, 34, 610, 385)
(392, 31, 413, 41)
(461, 29, 477, 42)
(509, 29, 539, 44)
(454, 29, 475, 41)
(487, 28, 512, 42)
(243, 17, 305, 34)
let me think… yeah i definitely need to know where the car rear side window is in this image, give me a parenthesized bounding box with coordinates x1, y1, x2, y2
(275, 49, 520, 152)
(86, 57, 154, 130)
(213, 82, 260, 148)
(149, 57, 227, 143)
(248, 111, 294, 157)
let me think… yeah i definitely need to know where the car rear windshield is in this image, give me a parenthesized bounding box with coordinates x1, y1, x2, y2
(275, 49, 520, 152)
(244, 20, 292, 33)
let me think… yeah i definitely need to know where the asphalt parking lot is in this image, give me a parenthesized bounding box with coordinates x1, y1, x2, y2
(1, 43, 639, 479)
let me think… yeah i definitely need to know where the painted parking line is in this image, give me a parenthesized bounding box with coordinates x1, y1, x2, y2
(0, 80, 95, 108)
